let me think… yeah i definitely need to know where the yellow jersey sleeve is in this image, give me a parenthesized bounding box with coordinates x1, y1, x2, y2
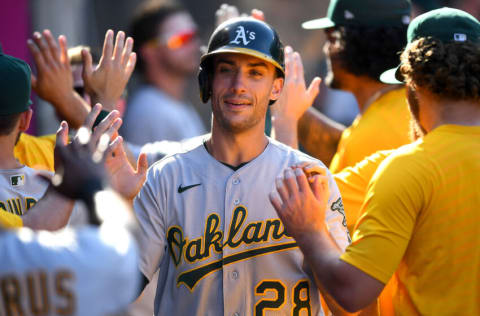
(329, 88, 411, 173)
(14, 133, 56, 172)
(340, 143, 423, 284)
(0, 211, 23, 228)
(333, 150, 393, 233)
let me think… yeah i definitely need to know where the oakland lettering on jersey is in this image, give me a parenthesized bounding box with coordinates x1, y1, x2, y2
(167, 206, 289, 266)
(0, 197, 37, 215)
(167, 206, 297, 290)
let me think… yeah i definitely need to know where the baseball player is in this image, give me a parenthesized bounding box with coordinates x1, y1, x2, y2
(0, 44, 129, 230)
(0, 51, 71, 226)
(271, 7, 480, 315)
(271, 0, 412, 174)
(0, 119, 140, 316)
(133, 17, 350, 315)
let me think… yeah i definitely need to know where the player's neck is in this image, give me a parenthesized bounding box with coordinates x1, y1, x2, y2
(421, 97, 480, 132)
(208, 123, 268, 167)
(0, 137, 23, 169)
(349, 78, 396, 114)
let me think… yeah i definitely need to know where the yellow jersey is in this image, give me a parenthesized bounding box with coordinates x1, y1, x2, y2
(14, 133, 56, 172)
(341, 125, 480, 315)
(333, 150, 392, 233)
(0, 212, 22, 228)
(329, 88, 411, 174)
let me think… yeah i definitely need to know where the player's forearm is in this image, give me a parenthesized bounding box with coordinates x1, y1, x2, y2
(89, 94, 118, 113)
(53, 91, 91, 129)
(295, 228, 368, 313)
(298, 108, 345, 165)
(271, 117, 299, 149)
(22, 186, 74, 230)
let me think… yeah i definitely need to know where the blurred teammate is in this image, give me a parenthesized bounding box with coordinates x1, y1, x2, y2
(122, 0, 205, 145)
(0, 50, 76, 228)
(272, 0, 413, 176)
(0, 113, 140, 316)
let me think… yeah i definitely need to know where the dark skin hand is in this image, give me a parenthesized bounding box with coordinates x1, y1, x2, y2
(270, 166, 384, 313)
(48, 104, 122, 224)
(298, 108, 345, 166)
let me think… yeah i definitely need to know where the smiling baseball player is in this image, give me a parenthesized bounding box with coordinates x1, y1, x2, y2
(134, 17, 350, 315)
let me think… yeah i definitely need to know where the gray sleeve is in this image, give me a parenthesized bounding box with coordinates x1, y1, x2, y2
(134, 168, 168, 281)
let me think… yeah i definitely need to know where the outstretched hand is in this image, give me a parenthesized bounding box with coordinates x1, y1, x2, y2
(270, 46, 321, 148)
(215, 4, 265, 27)
(104, 136, 148, 201)
(82, 30, 136, 111)
(269, 167, 330, 239)
(27, 29, 91, 129)
(272, 46, 321, 122)
(28, 30, 73, 104)
(51, 121, 106, 204)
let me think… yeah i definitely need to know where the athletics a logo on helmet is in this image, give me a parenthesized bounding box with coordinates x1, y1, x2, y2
(230, 26, 256, 46)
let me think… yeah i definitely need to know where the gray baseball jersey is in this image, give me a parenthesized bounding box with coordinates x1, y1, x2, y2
(135, 137, 350, 316)
(0, 225, 139, 316)
(0, 166, 88, 227)
(0, 166, 50, 216)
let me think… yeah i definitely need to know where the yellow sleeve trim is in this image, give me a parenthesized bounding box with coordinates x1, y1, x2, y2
(340, 251, 390, 285)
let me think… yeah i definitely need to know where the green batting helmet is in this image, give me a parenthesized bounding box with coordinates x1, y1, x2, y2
(198, 17, 285, 103)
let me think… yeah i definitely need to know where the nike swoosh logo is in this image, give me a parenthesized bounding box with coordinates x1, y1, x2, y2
(178, 183, 202, 193)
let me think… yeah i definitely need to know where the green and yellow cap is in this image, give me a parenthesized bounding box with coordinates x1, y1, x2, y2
(0, 48, 32, 115)
(380, 7, 480, 84)
(302, 0, 412, 29)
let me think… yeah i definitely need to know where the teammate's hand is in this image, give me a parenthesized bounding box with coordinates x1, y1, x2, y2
(271, 46, 321, 124)
(28, 30, 91, 129)
(82, 30, 136, 112)
(50, 120, 107, 202)
(269, 47, 321, 148)
(215, 4, 265, 27)
(104, 137, 148, 201)
(269, 167, 330, 239)
(28, 30, 74, 106)
(292, 162, 328, 182)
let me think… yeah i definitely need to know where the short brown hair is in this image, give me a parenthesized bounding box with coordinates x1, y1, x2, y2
(0, 112, 22, 136)
(400, 37, 480, 100)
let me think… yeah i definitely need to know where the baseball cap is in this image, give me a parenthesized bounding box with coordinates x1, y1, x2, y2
(380, 7, 480, 84)
(302, 0, 412, 29)
(0, 48, 32, 115)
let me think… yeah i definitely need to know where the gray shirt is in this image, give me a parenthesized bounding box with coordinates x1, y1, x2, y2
(122, 85, 206, 146)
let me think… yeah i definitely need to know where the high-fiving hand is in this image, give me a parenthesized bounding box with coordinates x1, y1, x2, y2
(82, 30, 136, 111)
(269, 166, 330, 239)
